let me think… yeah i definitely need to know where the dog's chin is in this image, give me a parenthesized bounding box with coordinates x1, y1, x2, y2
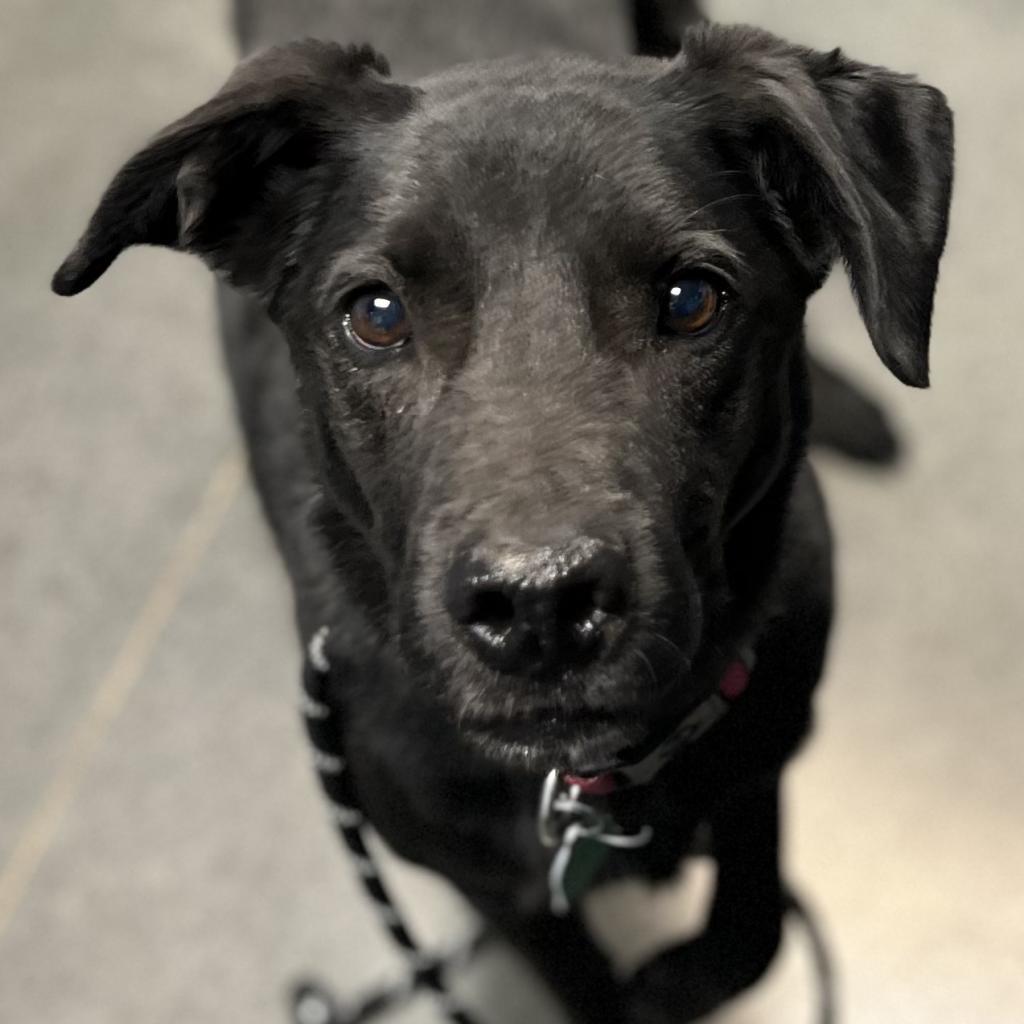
(458, 713, 649, 775)
(430, 629, 703, 773)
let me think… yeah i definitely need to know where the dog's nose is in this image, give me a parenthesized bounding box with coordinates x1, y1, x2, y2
(444, 535, 630, 673)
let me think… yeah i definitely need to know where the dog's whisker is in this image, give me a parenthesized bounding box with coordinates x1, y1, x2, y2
(650, 631, 689, 672)
(635, 648, 658, 688)
(676, 191, 760, 228)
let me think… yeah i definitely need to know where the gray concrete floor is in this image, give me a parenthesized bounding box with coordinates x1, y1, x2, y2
(1, 1, 1022, 1021)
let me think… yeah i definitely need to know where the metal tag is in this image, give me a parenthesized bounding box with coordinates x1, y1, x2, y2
(538, 769, 652, 916)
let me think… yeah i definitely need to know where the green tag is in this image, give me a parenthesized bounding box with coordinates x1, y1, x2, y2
(561, 836, 611, 907)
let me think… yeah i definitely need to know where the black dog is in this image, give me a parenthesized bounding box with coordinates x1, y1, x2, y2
(53, 16, 953, 1024)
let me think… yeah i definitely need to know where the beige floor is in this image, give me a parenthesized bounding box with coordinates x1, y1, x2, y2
(1, 1, 1022, 1022)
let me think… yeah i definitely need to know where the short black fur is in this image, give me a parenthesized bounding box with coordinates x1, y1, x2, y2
(54, 20, 953, 1023)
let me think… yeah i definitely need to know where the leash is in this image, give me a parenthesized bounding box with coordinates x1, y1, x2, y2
(784, 885, 838, 1024)
(291, 627, 485, 1024)
(291, 627, 837, 1024)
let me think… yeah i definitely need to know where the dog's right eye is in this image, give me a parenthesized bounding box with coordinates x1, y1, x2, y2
(343, 287, 412, 351)
(659, 273, 727, 338)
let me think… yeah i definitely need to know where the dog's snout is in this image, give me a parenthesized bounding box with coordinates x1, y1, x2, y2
(444, 535, 630, 673)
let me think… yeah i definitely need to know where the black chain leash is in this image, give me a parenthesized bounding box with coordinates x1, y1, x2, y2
(291, 627, 486, 1024)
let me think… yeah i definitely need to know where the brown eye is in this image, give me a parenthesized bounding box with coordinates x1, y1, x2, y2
(344, 287, 412, 350)
(661, 275, 724, 336)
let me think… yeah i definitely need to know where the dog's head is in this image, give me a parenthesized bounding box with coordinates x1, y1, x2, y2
(55, 28, 952, 772)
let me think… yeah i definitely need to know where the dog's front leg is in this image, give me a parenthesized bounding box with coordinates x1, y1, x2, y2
(472, 896, 625, 1024)
(624, 775, 784, 1023)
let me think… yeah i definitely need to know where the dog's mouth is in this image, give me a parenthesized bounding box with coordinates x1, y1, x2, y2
(458, 705, 655, 775)
(447, 632, 703, 773)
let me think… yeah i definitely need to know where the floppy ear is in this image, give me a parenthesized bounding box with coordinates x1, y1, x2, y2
(52, 40, 416, 300)
(678, 27, 954, 386)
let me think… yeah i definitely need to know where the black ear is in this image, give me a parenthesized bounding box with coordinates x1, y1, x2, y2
(52, 40, 415, 299)
(677, 27, 954, 387)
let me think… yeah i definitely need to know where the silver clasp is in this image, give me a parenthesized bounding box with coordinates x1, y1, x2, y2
(537, 769, 606, 848)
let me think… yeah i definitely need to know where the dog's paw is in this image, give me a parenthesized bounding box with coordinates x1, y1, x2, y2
(623, 944, 726, 1024)
(623, 929, 780, 1024)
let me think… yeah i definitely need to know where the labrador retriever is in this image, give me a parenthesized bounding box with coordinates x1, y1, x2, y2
(53, 11, 953, 1022)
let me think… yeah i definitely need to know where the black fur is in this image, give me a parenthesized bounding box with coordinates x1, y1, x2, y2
(54, 23, 953, 1023)
(631, 0, 908, 465)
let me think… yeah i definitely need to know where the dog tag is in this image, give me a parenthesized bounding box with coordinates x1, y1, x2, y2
(549, 825, 611, 916)
(540, 769, 653, 916)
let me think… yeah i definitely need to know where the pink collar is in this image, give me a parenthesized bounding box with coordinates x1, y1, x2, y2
(562, 653, 753, 796)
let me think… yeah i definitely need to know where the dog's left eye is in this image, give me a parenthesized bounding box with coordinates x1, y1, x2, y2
(343, 287, 412, 350)
(660, 274, 725, 337)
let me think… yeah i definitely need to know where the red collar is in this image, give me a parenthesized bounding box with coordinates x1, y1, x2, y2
(561, 653, 753, 796)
